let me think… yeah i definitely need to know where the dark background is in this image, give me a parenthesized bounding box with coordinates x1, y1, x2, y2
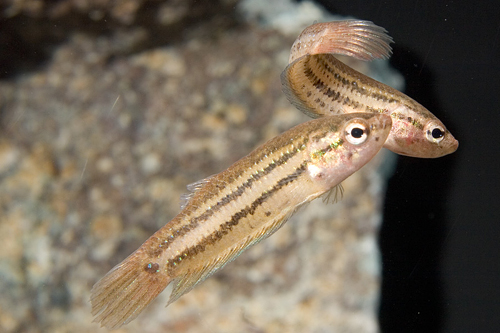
(311, 0, 500, 332)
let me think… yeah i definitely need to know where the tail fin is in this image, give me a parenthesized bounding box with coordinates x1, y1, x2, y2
(289, 20, 393, 63)
(90, 250, 171, 330)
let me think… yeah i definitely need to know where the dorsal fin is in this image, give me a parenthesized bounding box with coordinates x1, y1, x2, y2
(179, 174, 214, 209)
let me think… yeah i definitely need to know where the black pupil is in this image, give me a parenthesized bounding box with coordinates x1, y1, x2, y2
(351, 127, 364, 138)
(431, 128, 444, 139)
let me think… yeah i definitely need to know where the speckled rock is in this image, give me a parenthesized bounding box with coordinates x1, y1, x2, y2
(0, 1, 400, 332)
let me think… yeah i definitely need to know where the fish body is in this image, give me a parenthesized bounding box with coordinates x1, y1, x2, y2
(282, 20, 458, 158)
(90, 113, 391, 329)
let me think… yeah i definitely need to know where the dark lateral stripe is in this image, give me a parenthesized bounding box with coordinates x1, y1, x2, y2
(312, 138, 344, 158)
(166, 162, 308, 269)
(317, 56, 424, 128)
(304, 59, 363, 110)
(319, 55, 400, 104)
(159, 137, 309, 253)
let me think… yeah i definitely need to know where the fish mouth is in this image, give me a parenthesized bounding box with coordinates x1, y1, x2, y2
(442, 132, 459, 156)
(433, 137, 459, 158)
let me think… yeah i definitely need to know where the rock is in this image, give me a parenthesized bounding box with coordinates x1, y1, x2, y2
(0, 0, 401, 332)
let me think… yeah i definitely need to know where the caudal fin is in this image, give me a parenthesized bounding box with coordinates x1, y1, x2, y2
(90, 250, 171, 330)
(289, 20, 393, 63)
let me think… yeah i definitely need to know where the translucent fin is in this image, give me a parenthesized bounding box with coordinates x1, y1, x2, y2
(282, 21, 393, 119)
(321, 184, 344, 204)
(90, 250, 171, 330)
(289, 20, 393, 63)
(167, 209, 296, 305)
(179, 174, 214, 209)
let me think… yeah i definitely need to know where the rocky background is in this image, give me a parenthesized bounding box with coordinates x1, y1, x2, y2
(0, 0, 401, 332)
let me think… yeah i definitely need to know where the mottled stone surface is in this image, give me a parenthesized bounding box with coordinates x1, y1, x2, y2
(0, 1, 400, 332)
(1, 0, 224, 24)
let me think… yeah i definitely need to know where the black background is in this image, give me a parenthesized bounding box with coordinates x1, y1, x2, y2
(311, 0, 500, 332)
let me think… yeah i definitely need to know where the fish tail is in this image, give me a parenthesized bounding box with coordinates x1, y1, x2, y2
(289, 20, 393, 63)
(90, 249, 171, 330)
(315, 20, 393, 61)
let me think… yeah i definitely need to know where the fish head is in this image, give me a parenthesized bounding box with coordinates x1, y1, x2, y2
(306, 113, 392, 189)
(384, 106, 459, 158)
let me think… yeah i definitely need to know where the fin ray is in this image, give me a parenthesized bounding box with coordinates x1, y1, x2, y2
(322, 184, 344, 204)
(90, 250, 171, 329)
(289, 20, 393, 63)
(180, 174, 215, 209)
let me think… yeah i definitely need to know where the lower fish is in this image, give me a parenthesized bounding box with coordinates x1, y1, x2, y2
(90, 112, 391, 329)
(281, 20, 458, 158)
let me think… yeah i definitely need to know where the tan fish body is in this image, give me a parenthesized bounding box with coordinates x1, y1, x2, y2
(90, 113, 391, 329)
(282, 20, 458, 158)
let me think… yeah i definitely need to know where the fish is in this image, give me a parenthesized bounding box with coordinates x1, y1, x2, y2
(281, 20, 458, 158)
(90, 112, 392, 329)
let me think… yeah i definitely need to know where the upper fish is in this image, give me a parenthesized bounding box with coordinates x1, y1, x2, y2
(90, 112, 391, 329)
(281, 20, 458, 158)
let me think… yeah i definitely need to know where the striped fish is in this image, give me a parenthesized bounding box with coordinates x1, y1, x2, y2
(90, 112, 391, 329)
(282, 20, 458, 158)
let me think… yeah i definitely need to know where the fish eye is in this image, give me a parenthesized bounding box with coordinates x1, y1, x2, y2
(426, 124, 445, 143)
(345, 120, 369, 145)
